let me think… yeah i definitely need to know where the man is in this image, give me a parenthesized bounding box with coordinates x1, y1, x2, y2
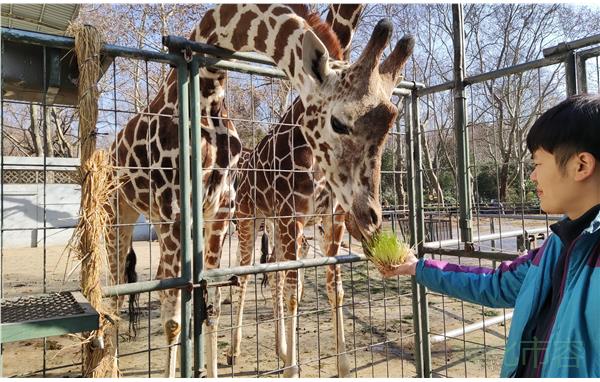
(380, 94, 600, 377)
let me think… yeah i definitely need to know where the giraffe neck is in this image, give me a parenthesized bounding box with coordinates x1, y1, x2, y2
(326, 5, 364, 59)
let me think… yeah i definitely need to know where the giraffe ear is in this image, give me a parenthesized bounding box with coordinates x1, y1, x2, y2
(302, 30, 330, 85)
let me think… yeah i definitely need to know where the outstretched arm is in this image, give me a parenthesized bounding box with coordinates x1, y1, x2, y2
(379, 246, 542, 308)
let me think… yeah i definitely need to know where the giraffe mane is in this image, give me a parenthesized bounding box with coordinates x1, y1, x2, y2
(287, 5, 344, 60)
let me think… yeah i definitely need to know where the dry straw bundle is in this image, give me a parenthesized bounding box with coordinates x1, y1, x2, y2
(67, 23, 119, 377)
(67, 23, 102, 162)
(71, 150, 119, 377)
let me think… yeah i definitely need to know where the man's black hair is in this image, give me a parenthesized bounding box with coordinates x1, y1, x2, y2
(527, 93, 600, 169)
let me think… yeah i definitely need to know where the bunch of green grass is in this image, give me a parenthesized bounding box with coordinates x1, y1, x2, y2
(364, 231, 411, 267)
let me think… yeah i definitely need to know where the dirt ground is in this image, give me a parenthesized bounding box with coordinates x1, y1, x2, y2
(2, 217, 547, 378)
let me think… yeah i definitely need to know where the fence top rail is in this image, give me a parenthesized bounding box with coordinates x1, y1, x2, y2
(1, 27, 184, 65)
(543, 33, 600, 57)
(163, 33, 424, 92)
(417, 33, 600, 97)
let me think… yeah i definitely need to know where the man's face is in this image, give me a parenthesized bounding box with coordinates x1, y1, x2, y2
(529, 149, 575, 215)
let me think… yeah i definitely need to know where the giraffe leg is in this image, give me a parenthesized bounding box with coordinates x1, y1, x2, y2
(155, 223, 182, 378)
(202, 204, 232, 377)
(267, 221, 288, 364)
(280, 219, 304, 378)
(225, 217, 256, 366)
(319, 208, 351, 377)
(105, 192, 139, 372)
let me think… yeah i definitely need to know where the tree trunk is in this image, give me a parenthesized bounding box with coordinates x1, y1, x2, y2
(420, 122, 445, 206)
(29, 104, 43, 156)
(394, 132, 406, 207)
(44, 107, 53, 157)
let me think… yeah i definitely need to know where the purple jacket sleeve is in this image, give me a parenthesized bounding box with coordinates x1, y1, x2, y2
(414, 249, 539, 308)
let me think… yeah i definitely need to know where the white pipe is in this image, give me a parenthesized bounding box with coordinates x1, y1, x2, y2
(430, 311, 514, 343)
(424, 228, 549, 249)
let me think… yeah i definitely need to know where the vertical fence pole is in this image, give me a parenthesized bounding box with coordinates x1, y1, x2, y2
(576, 54, 588, 94)
(452, 4, 473, 245)
(565, 51, 578, 96)
(404, 94, 423, 377)
(176, 62, 193, 378)
(412, 93, 432, 377)
(190, 57, 206, 377)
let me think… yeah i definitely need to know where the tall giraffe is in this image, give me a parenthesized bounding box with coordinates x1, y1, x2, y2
(226, 4, 365, 376)
(228, 6, 414, 378)
(103, 3, 408, 378)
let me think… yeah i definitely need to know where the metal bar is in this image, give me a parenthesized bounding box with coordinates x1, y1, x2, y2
(1, 27, 182, 65)
(416, 80, 454, 97)
(464, 53, 568, 88)
(543, 33, 600, 57)
(578, 45, 600, 61)
(424, 247, 519, 262)
(163, 34, 276, 66)
(176, 63, 193, 378)
(565, 51, 578, 96)
(189, 57, 205, 378)
(417, 51, 573, 98)
(404, 95, 424, 377)
(424, 227, 549, 249)
(412, 87, 432, 376)
(430, 312, 514, 344)
(452, 4, 473, 245)
(199, 253, 367, 282)
(197, 55, 287, 79)
(101, 277, 189, 298)
(576, 53, 588, 93)
(472, 213, 561, 221)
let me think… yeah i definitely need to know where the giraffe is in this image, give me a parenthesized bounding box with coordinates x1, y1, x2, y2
(226, 6, 415, 378)
(226, 4, 364, 376)
(103, 3, 412, 377)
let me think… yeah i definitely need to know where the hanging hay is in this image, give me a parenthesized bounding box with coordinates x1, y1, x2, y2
(66, 23, 119, 377)
(67, 23, 103, 162)
(69, 150, 120, 377)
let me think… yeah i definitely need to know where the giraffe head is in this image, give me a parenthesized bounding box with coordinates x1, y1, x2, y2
(298, 20, 414, 242)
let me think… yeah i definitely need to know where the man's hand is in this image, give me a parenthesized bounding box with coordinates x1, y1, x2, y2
(377, 250, 419, 278)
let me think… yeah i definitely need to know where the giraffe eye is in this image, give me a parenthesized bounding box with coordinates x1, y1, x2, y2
(330, 116, 350, 135)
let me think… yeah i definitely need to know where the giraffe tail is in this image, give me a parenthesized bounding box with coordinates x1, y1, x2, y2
(125, 246, 140, 338)
(260, 232, 271, 290)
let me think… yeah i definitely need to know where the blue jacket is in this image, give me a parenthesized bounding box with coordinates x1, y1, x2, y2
(416, 211, 600, 377)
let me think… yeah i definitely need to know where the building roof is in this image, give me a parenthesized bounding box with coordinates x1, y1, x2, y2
(1, 4, 80, 36)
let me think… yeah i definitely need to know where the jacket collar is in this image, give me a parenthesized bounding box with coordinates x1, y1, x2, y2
(550, 203, 600, 245)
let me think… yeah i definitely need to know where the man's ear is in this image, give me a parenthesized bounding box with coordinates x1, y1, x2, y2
(574, 152, 597, 182)
(302, 30, 330, 85)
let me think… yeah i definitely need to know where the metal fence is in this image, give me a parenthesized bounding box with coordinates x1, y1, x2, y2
(2, 6, 600, 379)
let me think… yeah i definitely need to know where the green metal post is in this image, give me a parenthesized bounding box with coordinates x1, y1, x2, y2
(565, 51, 578, 96)
(405, 95, 424, 377)
(176, 63, 193, 378)
(412, 94, 432, 377)
(452, 4, 473, 245)
(190, 57, 206, 377)
(576, 54, 588, 94)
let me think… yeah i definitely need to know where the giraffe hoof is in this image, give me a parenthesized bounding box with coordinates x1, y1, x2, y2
(226, 354, 237, 365)
(283, 365, 299, 378)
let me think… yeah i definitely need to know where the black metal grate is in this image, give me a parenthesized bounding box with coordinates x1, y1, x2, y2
(1, 292, 85, 323)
